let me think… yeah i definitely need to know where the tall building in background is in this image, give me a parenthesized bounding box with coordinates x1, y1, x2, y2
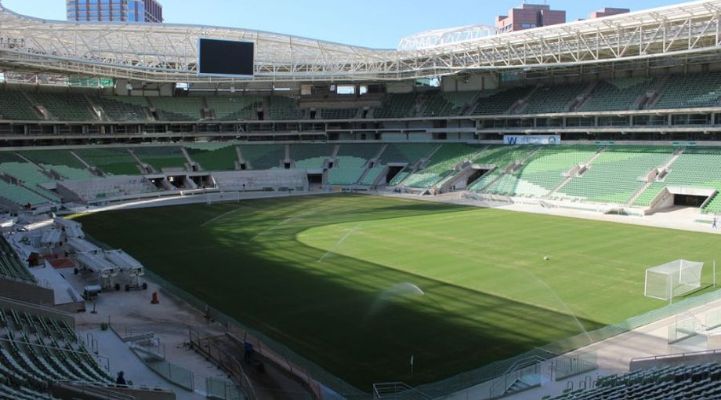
(589, 7, 630, 19)
(66, 0, 163, 23)
(496, 3, 566, 33)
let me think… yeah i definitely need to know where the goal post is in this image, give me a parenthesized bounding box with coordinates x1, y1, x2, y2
(644, 259, 704, 302)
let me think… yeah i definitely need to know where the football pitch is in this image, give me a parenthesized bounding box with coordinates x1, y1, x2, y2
(79, 194, 721, 390)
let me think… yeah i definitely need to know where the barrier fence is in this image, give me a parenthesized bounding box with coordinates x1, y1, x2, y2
(143, 269, 366, 399)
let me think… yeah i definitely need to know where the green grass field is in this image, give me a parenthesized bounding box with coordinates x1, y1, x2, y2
(78, 194, 721, 391)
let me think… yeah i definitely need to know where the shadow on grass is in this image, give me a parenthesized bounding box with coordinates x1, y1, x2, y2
(78, 194, 603, 391)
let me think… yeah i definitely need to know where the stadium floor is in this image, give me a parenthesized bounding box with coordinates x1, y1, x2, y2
(78, 194, 721, 389)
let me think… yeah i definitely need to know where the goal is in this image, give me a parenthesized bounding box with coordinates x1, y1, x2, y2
(644, 259, 704, 302)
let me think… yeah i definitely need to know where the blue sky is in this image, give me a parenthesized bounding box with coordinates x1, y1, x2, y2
(4, 0, 682, 48)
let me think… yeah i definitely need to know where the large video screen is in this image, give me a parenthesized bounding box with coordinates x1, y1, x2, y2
(198, 38, 254, 77)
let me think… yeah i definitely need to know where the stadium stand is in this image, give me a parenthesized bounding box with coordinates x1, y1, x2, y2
(634, 148, 721, 211)
(291, 144, 333, 169)
(133, 147, 188, 172)
(328, 143, 382, 185)
(206, 96, 262, 120)
(239, 144, 285, 169)
(472, 86, 534, 115)
(481, 146, 598, 197)
(523, 84, 588, 114)
(0, 237, 35, 283)
(359, 165, 386, 186)
(0, 91, 40, 120)
(374, 93, 419, 118)
(73, 148, 140, 176)
(58, 176, 160, 202)
(558, 147, 673, 203)
(418, 91, 478, 117)
(579, 78, 655, 112)
(19, 150, 94, 181)
(185, 143, 239, 171)
(0, 155, 61, 202)
(267, 96, 304, 120)
(652, 72, 721, 109)
(93, 96, 150, 121)
(402, 144, 483, 189)
(0, 180, 52, 208)
(29, 92, 97, 121)
(0, 301, 113, 396)
(550, 363, 721, 400)
(468, 146, 539, 191)
(148, 96, 203, 121)
(380, 143, 437, 164)
(319, 108, 359, 120)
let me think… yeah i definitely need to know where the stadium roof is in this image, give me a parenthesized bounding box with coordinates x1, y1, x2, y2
(0, 0, 721, 83)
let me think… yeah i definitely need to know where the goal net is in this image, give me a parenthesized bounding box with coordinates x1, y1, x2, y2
(644, 259, 704, 301)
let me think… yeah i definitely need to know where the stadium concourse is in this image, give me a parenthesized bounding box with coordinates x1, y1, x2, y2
(7, 0, 721, 399)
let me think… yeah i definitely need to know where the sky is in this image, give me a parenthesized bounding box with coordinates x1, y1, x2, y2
(4, 0, 683, 49)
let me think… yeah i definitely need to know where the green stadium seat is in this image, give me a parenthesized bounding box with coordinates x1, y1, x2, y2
(207, 96, 262, 121)
(133, 147, 188, 172)
(185, 143, 239, 171)
(0, 91, 40, 120)
(559, 147, 672, 203)
(30, 92, 97, 121)
(652, 72, 721, 109)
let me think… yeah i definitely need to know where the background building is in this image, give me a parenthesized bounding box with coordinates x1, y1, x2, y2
(66, 0, 163, 23)
(496, 3, 566, 33)
(589, 7, 630, 18)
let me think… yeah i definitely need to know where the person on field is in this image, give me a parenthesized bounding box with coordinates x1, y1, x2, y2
(116, 371, 127, 386)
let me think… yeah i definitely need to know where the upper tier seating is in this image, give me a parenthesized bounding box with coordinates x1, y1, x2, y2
(420, 91, 477, 117)
(550, 363, 721, 400)
(185, 143, 239, 171)
(148, 97, 203, 121)
(29, 93, 97, 121)
(0, 237, 35, 283)
(652, 72, 721, 109)
(558, 147, 673, 203)
(94, 96, 150, 121)
(319, 108, 359, 120)
(267, 97, 303, 120)
(207, 96, 262, 121)
(471, 87, 534, 115)
(523, 84, 587, 114)
(374, 93, 419, 118)
(0, 91, 40, 120)
(481, 147, 598, 197)
(73, 149, 140, 176)
(133, 147, 188, 172)
(579, 78, 655, 112)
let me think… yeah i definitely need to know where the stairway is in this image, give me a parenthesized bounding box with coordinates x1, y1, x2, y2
(548, 147, 607, 197)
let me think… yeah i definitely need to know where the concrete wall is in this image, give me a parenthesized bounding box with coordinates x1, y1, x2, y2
(0, 278, 55, 308)
(0, 295, 74, 327)
(631, 351, 721, 371)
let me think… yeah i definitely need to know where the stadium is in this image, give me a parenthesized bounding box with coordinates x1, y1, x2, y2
(5, 0, 721, 399)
